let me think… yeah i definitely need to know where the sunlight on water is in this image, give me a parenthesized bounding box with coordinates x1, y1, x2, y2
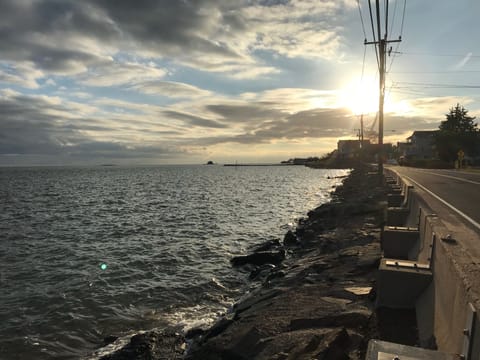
(0, 165, 348, 359)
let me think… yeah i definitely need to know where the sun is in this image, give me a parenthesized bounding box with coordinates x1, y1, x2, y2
(339, 76, 380, 115)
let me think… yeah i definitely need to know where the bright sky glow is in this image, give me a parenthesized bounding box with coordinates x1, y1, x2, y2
(0, 0, 479, 165)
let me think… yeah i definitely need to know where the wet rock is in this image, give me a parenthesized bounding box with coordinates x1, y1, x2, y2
(233, 288, 284, 316)
(265, 270, 286, 282)
(249, 264, 276, 280)
(283, 230, 298, 246)
(185, 327, 207, 339)
(204, 318, 235, 340)
(289, 309, 372, 331)
(250, 239, 281, 252)
(227, 327, 268, 359)
(231, 250, 285, 267)
(103, 335, 118, 346)
(100, 330, 185, 360)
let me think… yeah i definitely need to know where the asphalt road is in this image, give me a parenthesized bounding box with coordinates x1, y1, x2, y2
(388, 166, 480, 228)
(387, 166, 480, 259)
(386, 165, 480, 265)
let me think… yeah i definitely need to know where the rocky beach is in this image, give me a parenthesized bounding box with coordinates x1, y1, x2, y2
(95, 165, 414, 359)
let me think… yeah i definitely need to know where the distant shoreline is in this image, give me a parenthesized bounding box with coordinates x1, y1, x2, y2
(223, 163, 299, 167)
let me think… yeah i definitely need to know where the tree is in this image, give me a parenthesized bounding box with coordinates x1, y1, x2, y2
(435, 104, 479, 162)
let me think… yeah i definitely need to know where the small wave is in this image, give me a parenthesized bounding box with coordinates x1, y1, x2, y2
(161, 304, 225, 332)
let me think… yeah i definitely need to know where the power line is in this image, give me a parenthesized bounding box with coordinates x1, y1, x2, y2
(385, 0, 389, 38)
(367, 0, 380, 67)
(361, 44, 367, 81)
(394, 81, 480, 89)
(356, 0, 368, 41)
(393, 51, 480, 58)
(399, 0, 407, 37)
(389, 88, 427, 96)
(375, 0, 381, 42)
(386, 0, 406, 73)
(389, 0, 398, 36)
(391, 70, 480, 74)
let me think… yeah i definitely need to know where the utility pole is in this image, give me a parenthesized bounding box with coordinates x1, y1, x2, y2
(360, 114, 364, 144)
(378, 38, 386, 175)
(364, 0, 401, 176)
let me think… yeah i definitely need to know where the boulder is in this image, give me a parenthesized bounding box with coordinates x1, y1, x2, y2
(283, 230, 298, 246)
(249, 264, 276, 280)
(100, 330, 185, 360)
(250, 238, 281, 252)
(231, 250, 285, 267)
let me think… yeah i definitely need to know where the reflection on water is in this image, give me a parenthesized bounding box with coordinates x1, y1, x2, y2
(0, 165, 348, 358)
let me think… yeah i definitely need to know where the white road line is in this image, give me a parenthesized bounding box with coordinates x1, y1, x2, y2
(402, 174, 480, 231)
(408, 169, 480, 185)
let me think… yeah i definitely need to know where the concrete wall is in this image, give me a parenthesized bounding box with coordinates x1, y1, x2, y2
(383, 168, 480, 359)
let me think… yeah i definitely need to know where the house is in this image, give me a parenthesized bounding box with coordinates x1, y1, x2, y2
(397, 141, 413, 158)
(405, 130, 438, 159)
(337, 139, 370, 159)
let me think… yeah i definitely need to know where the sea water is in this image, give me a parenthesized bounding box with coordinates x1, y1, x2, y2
(0, 165, 348, 359)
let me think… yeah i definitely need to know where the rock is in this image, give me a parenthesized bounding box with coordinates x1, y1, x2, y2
(316, 327, 351, 360)
(289, 309, 372, 331)
(249, 264, 276, 280)
(265, 270, 286, 282)
(284, 328, 351, 360)
(100, 330, 185, 360)
(203, 318, 234, 340)
(227, 326, 268, 359)
(250, 239, 281, 252)
(103, 335, 118, 346)
(231, 250, 285, 267)
(185, 327, 207, 339)
(283, 230, 298, 246)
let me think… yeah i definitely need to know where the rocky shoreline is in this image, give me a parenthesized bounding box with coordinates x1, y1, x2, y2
(96, 165, 411, 359)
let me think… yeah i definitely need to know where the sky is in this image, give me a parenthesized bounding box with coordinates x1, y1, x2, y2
(1, 0, 479, 165)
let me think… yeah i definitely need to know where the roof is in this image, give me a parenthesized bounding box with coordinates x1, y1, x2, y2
(407, 130, 438, 139)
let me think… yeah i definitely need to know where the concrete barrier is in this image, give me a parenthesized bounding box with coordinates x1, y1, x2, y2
(376, 258, 433, 308)
(385, 207, 410, 226)
(366, 339, 456, 359)
(382, 226, 419, 259)
(381, 167, 480, 360)
(387, 193, 404, 207)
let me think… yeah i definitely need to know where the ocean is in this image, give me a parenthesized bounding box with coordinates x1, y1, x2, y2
(0, 165, 348, 359)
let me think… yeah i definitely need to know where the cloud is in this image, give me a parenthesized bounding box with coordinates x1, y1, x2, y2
(405, 96, 474, 118)
(0, 62, 45, 89)
(1, 82, 463, 165)
(162, 110, 228, 129)
(0, 84, 359, 163)
(184, 106, 356, 146)
(80, 62, 166, 87)
(205, 102, 284, 123)
(0, 90, 185, 163)
(0, 1, 117, 74)
(130, 81, 213, 98)
(0, 0, 356, 84)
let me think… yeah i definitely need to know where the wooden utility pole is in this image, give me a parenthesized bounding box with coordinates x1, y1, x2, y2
(378, 38, 386, 175)
(364, 0, 401, 176)
(360, 114, 364, 144)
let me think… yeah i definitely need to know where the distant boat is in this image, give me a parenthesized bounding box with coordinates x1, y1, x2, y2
(206, 161, 215, 165)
